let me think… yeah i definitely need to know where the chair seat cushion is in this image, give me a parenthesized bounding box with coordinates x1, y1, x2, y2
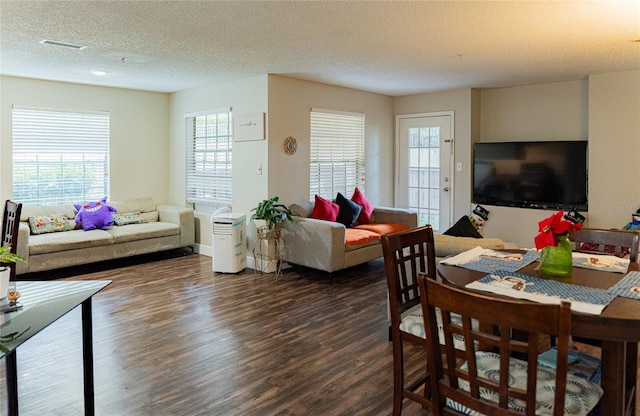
(447, 351, 603, 416)
(399, 304, 471, 350)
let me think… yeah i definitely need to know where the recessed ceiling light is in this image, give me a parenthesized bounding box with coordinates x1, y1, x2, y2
(91, 70, 107, 76)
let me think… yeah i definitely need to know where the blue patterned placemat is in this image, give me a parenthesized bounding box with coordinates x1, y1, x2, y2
(606, 271, 640, 300)
(457, 249, 540, 273)
(466, 270, 616, 315)
(572, 252, 629, 273)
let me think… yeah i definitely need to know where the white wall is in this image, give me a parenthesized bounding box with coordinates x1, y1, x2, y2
(168, 75, 269, 251)
(588, 70, 640, 228)
(394, 88, 479, 224)
(478, 80, 589, 247)
(0, 76, 170, 203)
(266, 75, 395, 207)
(478, 76, 640, 247)
(480, 80, 588, 141)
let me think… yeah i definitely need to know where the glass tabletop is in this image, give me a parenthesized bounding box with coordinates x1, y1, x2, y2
(0, 280, 111, 357)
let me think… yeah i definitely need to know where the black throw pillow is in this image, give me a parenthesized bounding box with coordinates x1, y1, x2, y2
(443, 216, 483, 238)
(335, 192, 362, 228)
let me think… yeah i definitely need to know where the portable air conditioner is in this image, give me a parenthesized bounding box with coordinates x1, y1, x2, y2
(211, 213, 246, 273)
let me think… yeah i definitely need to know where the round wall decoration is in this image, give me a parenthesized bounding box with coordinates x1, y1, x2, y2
(283, 136, 297, 155)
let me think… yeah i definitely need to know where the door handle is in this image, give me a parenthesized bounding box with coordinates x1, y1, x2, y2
(443, 187, 449, 192)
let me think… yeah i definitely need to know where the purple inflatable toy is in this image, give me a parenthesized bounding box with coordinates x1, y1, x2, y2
(74, 197, 117, 230)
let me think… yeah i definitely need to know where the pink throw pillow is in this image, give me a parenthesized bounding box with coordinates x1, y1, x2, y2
(351, 187, 374, 224)
(312, 195, 340, 222)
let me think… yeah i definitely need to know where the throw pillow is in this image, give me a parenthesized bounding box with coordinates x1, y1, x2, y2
(28, 214, 71, 235)
(112, 212, 147, 226)
(443, 215, 483, 238)
(351, 187, 374, 224)
(335, 192, 362, 228)
(311, 195, 339, 222)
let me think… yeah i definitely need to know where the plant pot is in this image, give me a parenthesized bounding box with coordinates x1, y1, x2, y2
(540, 234, 573, 278)
(257, 226, 281, 240)
(0, 268, 10, 300)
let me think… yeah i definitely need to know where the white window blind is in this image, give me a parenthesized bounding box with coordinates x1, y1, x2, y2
(12, 106, 110, 206)
(310, 108, 365, 200)
(185, 108, 232, 209)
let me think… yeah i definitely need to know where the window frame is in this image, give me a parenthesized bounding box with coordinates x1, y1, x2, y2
(309, 108, 366, 201)
(185, 108, 233, 212)
(11, 105, 111, 206)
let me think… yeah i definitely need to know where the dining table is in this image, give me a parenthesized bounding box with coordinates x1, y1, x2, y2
(437, 253, 640, 416)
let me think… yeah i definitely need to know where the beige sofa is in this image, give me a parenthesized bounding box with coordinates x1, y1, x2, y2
(282, 200, 508, 275)
(16, 197, 194, 275)
(283, 205, 418, 274)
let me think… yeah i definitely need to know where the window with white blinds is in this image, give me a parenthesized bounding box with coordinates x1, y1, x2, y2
(310, 108, 365, 200)
(185, 108, 232, 210)
(12, 106, 110, 206)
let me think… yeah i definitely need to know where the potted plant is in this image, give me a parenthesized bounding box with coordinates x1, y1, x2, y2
(250, 196, 293, 239)
(0, 245, 26, 300)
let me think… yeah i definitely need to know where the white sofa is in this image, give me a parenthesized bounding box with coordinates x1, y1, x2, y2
(16, 197, 194, 275)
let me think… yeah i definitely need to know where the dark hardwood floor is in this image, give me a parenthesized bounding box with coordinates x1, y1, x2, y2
(0, 252, 431, 416)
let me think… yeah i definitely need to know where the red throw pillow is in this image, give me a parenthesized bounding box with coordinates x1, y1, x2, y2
(311, 195, 339, 222)
(351, 187, 374, 224)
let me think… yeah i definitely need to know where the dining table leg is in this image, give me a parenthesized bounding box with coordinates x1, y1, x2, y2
(601, 340, 630, 416)
(625, 342, 638, 415)
(6, 349, 18, 416)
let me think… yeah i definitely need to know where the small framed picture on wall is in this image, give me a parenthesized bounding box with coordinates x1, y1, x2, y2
(234, 113, 265, 141)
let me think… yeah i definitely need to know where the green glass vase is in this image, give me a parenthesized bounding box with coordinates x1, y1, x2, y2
(540, 234, 573, 278)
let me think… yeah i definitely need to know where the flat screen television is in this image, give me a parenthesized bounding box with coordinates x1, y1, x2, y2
(473, 141, 588, 210)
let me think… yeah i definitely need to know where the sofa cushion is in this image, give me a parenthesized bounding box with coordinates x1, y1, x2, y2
(289, 201, 314, 218)
(311, 195, 339, 222)
(351, 187, 374, 224)
(444, 215, 483, 238)
(345, 228, 380, 250)
(112, 212, 146, 226)
(110, 197, 159, 222)
(28, 214, 72, 235)
(335, 192, 362, 228)
(354, 223, 409, 236)
(29, 229, 114, 254)
(434, 233, 505, 258)
(106, 222, 180, 243)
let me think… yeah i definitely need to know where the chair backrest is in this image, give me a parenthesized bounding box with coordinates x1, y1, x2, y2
(418, 276, 572, 416)
(569, 227, 640, 263)
(381, 225, 437, 323)
(2, 200, 23, 281)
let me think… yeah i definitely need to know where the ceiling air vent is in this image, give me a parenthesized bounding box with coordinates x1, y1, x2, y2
(40, 39, 87, 50)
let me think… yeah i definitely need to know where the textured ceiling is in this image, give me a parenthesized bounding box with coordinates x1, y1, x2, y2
(1, 1, 639, 96)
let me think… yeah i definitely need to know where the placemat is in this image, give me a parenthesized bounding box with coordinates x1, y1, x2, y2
(572, 252, 629, 274)
(440, 247, 539, 274)
(466, 270, 615, 315)
(606, 270, 640, 300)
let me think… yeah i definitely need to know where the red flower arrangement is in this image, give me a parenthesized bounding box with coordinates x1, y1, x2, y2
(534, 211, 583, 250)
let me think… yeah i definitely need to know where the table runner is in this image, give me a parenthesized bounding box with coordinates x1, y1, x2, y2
(466, 270, 615, 315)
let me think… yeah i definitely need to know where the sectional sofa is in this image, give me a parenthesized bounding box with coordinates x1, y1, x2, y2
(282, 200, 507, 275)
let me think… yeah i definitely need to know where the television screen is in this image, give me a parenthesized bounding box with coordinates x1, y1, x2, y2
(473, 141, 588, 210)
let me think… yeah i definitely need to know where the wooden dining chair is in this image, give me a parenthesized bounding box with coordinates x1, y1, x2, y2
(568, 227, 640, 369)
(569, 227, 640, 263)
(1, 200, 23, 282)
(418, 276, 603, 416)
(381, 225, 437, 415)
